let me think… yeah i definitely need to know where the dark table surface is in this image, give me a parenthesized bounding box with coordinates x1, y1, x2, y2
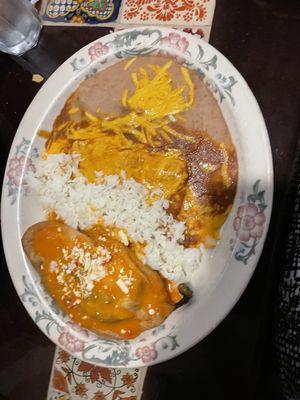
(1, 0, 300, 399)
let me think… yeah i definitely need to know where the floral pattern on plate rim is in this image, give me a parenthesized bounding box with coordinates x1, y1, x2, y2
(230, 180, 267, 264)
(5, 137, 38, 205)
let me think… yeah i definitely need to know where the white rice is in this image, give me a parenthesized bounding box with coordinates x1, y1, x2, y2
(29, 153, 202, 282)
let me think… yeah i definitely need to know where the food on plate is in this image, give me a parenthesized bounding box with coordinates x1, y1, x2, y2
(23, 221, 180, 338)
(23, 56, 237, 339)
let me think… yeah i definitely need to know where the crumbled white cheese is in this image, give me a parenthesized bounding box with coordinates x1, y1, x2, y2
(118, 230, 129, 246)
(55, 242, 110, 300)
(116, 278, 129, 294)
(29, 154, 202, 282)
(49, 261, 58, 271)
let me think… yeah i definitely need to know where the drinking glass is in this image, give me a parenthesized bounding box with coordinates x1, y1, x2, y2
(0, 0, 42, 56)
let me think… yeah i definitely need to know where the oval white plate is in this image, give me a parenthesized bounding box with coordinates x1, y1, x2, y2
(1, 27, 273, 368)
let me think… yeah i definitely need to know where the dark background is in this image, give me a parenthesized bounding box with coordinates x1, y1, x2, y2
(1, 0, 300, 398)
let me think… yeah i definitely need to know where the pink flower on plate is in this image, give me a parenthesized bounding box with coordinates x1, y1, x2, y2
(58, 321, 88, 353)
(88, 42, 109, 62)
(160, 33, 189, 54)
(233, 203, 266, 242)
(135, 344, 158, 363)
(7, 155, 35, 187)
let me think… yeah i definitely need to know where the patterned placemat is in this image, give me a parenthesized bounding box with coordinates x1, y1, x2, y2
(41, 0, 121, 25)
(47, 347, 147, 400)
(118, 0, 215, 26)
(38, 0, 215, 41)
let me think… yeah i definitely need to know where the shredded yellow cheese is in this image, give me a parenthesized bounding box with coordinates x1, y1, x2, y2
(123, 57, 137, 70)
(46, 61, 196, 149)
(180, 67, 195, 107)
(85, 111, 98, 122)
(125, 61, 194, 119)
(160, 130, 172, 143)
(68, 107, 79, 115)
(122, 89, 128, 108)
(100, 61, 195, 145)
(38, 130, 51, 139)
